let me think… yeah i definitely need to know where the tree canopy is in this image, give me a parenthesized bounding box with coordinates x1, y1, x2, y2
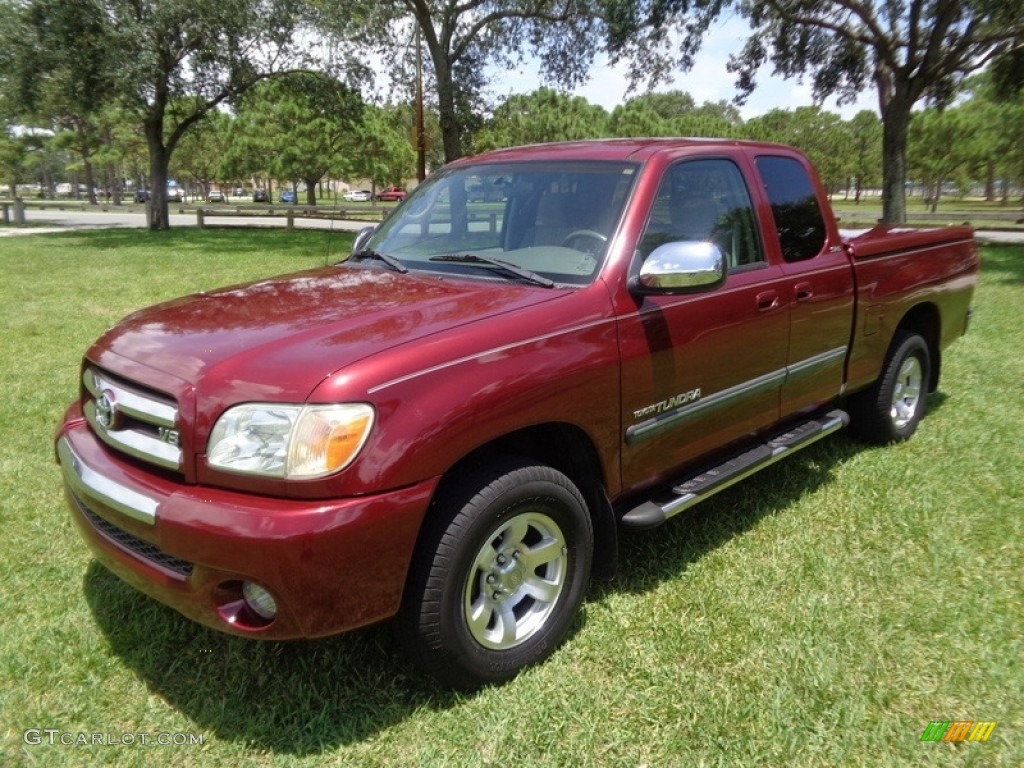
(728, 0, 1024, 221)
(2, 0, 312, 228)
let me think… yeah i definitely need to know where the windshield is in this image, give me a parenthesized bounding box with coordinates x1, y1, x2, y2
(364, 160, 638, 286)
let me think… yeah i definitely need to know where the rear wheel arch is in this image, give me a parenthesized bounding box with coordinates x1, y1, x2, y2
(894, 302, 941, 392)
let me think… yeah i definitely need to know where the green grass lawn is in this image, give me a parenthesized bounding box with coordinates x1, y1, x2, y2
(1, 230, 1021, 767)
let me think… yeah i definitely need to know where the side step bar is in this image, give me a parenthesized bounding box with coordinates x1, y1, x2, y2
(620, 409, 849, 530)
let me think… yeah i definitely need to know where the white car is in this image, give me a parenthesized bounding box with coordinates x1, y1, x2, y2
(343, 189, 372, 202)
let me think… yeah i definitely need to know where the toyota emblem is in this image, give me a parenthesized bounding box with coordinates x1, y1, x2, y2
(95, 390, 118, 430)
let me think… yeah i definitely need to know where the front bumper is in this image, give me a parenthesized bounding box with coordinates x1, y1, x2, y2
(56, 417, 437, 639)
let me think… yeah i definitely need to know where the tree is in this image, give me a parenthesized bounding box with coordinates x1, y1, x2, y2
(907, 107, 977, 211)
(603, 89, 747, 139)
(119, 0, 311, 228)
(228, 73, 365, 205)
(3, 0, 311, 229)
(475, 88, 610, 150)
(958, 74, 1024, 205)
(728, 0, 1024, 223)
(0, 124, 29, 195)
(172, 109, 234, 199)
(608, 100, 669, 137)
(348, 105, 418, 192)
(0, 0, 117, 204)
(316, 1, 733, 163)
(846, 110, 882, 203)
(316, 2, 591, 163)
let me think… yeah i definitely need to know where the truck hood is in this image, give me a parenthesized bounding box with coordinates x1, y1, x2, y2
(89, 265, 567, 402)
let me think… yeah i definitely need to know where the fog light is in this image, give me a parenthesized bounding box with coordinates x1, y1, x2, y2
(241, 581, 278, 620)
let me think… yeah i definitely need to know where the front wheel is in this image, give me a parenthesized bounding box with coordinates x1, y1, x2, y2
(398, 458, 593, 689)
(849, 331, 931, 444)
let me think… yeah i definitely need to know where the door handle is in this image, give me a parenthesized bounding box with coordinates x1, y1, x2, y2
(794, 282, 814, 302)
(756, 290, 780, 311)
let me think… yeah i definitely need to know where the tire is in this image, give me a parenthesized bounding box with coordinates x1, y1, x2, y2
(398, 457, 593, 689)
(848, 331, 931, 444)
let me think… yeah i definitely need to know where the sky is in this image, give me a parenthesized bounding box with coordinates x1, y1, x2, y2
(492, 13, 880, 121)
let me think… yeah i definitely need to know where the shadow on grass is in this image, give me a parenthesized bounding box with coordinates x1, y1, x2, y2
(82, 424, 906, 753)
(83, 564, 462, 752)
(596, 434, 867, 598)
(601, 392, 951, 598)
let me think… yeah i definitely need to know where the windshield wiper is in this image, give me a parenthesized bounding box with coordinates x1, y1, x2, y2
(350, 249, 408, 274)
(430, 253, 554, 288)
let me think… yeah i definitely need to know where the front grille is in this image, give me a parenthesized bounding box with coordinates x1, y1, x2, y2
(82, 367, 183, 472)
(75, 495, 194, 578)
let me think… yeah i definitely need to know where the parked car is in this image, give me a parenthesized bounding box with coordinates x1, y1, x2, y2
(253, 189, 269, 203)
(166, 187, 183, 203)
(280, 190, 296, 204)
(207, 189, 225, 203)
(133, 189, 149, 203)
(55, 139, 979, 690)
(343, 189, 372, 202)
(468, 177, 509, 203)
(376, 186, 407, 202)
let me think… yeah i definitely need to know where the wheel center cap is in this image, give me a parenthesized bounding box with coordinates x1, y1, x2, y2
(504, 568, 524, 590)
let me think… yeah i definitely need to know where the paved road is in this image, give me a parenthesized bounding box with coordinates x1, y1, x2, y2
(0, 207, 373, 236)
(2, 205, 1022, 243)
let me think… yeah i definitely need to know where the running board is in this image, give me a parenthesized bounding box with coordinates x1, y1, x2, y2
(620, 409, 849, 530)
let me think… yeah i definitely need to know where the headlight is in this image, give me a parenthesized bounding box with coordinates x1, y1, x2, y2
(207, 403, 374, 478)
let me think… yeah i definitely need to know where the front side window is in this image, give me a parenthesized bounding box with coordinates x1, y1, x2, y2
(755, 155, 827, 262)
(365, 161, 638, 286)
(638, 158, 764, 270)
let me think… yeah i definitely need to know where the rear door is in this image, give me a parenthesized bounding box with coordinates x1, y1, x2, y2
(752, 153, 854, 417)
(618, 156, 790, 490)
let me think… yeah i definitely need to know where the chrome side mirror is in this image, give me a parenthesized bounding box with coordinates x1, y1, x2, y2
(633, 241, 726, 294)
(351, 226, 376, 255)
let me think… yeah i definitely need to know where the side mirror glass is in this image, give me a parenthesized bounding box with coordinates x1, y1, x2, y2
(634, 241, 726, 294)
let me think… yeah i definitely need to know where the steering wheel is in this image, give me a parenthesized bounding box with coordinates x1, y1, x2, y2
(561, 229, 608, 251)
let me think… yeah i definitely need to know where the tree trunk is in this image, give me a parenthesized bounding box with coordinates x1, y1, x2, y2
(430, 51, 461, 163)
(879, 98, 912, 224)
(83, 155, 97, 205)
(75, 119, 98, 205)
(145, 116, 171, 231)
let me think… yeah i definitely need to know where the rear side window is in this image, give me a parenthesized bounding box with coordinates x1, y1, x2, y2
(756, 156, 826, 262)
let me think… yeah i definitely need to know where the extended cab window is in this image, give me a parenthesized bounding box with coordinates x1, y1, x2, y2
(755, 156, 827, 262)
(639, 158, 763, 271)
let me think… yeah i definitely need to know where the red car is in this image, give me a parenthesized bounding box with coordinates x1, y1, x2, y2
(376, 186, 407, 202)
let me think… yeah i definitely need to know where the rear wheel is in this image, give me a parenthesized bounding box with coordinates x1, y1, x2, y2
(849, 331, 931, 444)
(398, 457, 593, 689)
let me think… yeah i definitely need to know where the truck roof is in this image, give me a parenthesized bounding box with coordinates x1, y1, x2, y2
(456, 137, 797, 165)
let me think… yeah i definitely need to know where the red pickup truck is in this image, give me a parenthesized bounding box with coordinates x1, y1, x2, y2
(376, 185, 407, 202)
(56, 139, 978, 688)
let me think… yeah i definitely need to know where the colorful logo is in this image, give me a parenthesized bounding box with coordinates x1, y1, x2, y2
(921, 721, 996, 742)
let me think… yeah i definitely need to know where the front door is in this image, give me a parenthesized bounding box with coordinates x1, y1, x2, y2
(618, 157, 790, 491)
